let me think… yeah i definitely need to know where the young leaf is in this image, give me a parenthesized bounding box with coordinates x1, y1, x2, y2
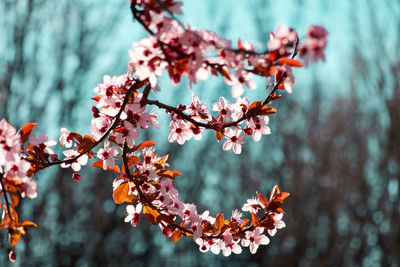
(171, 229, 183, 242)
(277, 57, 303, 67)
(135, 140, 156, 151)
(214, 213, 224, 232)
(143, 205, 161, 225)
(18, 123, 38, 144)
(113, 182, 130, 204)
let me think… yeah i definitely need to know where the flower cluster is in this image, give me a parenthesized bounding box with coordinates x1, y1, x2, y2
(299, 25, 329, 66)
(0, 119, 36, 198)
(111, 141, 289, 256)
(0, 0, 328, 262)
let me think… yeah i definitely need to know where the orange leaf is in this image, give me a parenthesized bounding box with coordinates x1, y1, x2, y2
(171, 229, 183, 242)
(20, 221, 38, 228)
(277, 84, 285, 90)
(18, 123, 38, 144)
(157, 155, 169, 166)
(143, 205, 161, 225)
(9, 192, 19, 207)
(77, 135, 96, 154)
(91, 96, 102, 102)
(237, 38, 243, 49)
(10, 232, 21, 247)
(159, 170, 175, 179)
(131, 156, 140, 166)
(216, 130, 224, 142)
(172, 170, 181, 176)
(92, 160, 103, 169)
(135, 140, 156, 151)
(113, 182, 130, 204)
(92, 160, 120, 173)
(277, 57, 303, 67)
(214, 213, 224, 231)
(250, 212, 260, 226)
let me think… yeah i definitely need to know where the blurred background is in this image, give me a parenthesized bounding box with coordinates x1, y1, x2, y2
(1, 0, 399, 266)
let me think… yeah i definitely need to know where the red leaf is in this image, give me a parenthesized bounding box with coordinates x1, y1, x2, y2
(257, 192, 268, 207)
(250, 212, 260, 226)
(237, 38, 243, 49)
(92, 160, 103, 169)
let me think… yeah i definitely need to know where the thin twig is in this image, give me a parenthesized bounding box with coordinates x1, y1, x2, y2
(0, 173, 14, 222)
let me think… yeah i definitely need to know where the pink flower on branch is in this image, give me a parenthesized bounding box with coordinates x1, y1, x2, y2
(268, 213, 286, 236)
(212, 97, 233, 120)
(125, 203, 143, 227)
(29, 132, 57, 154)
(241, 227, 270, 254)
(222, 128, 245, 154)
(299, 25, 329, 66)
(168, 120, 193, 145)
(97, 139, 120, 170)
(245, 116, 271, 142)
(268, 24, 298, 56)
(60, 149, 88, 172)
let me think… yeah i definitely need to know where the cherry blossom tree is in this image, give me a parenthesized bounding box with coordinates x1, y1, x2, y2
(0, 0, 328, 262)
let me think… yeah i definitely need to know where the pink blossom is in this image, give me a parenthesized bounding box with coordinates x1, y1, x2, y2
(196, 238, 221, 254)
(0, 119, 20, 164)
(182, 203, 200, 223)
(125, 203, 143, 227)
(168, 120, 193, 145)
(91, 116, 112, 141)
(268, 24, 298, 56)
(115, 121, 139, 148)
(242, 197, 265, 213)
(225, 69, 256, 98)
(19, 177, 38, 199)
(125, 103, 153, 130)
(222, 128, 245, 154)
(279, 64, 295, 94)
(97, 139, 119, 170)
(29, 132, 57, 154)
(241, 227, 270, 254)
(4, 157, 30, 180)
(129, 36, 167, 87)
(268, 213, 286, 236)
(230, 209, 244, 224)
(212, 97, 232, 120)
(60, 149, 88, 172)
(59, 128, 73, 148)
(220, 232, 242, 256)
(232, 96, 250, 121)
(189, 94, 210, 121)
(160, 179, 178, 197)
(299, 25, 329, 66)
(246, 116, 271, 142)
